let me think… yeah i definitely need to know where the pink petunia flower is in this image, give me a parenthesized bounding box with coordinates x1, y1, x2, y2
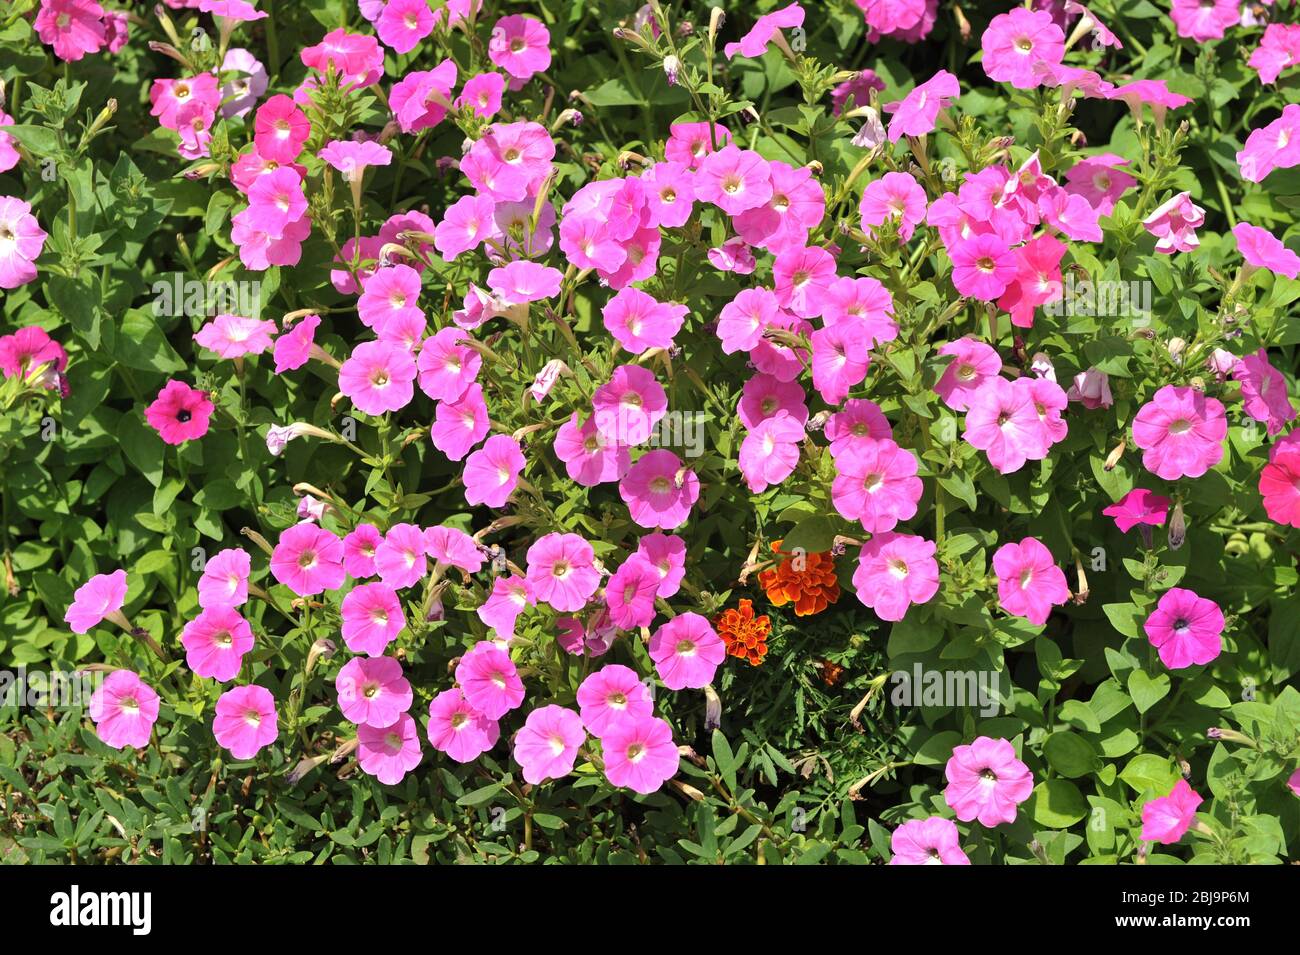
(1260, 448, 1300, 528)
(811, 322, 870, 406)
(882, 70, 959, 142)
(35, 0, 106, 62)
(773, 244, 837, 318)
(592, 365, 668, 446)
(664, 121, 732, 169)
(1132, 385, 1227, 481)
(889, 817, 970, 865)
(252, 94, 310, 164)
(695, 145, 774, 216)
(708, 237, 757, 274)
(456, 641, 525, 720)
(944, 736, 1034, 828)
(1063, 154, 1136, 215)
(357, 712, 423, 784)
(338, 340, 417, 416)
(212, 685, 278, 759)
(431, 382, 490, 461)
(649, 612, 725, 690)
(389, 60, 459, 132)
(513, 704, 586, 784)
(576, 665, 654, 738)
(601, 715, 679, 794)
(992, 537, 1069, 626)
(553, 413, 630, 487)
(487, 260, 563, 305)
(525, 532, 601, 612)
(343, 523, 384, 579)
(1234, 349, 1296, 437)
(219, 47, 268, 119)
(194, 313, 276, 359)
(934, 337, 1002, 412)
(269, 523, 345, 596)
(1234, 222, 1300, 280)
(831, 438, 922, 533)
(1142, 192, 1205, 254)
(477, 574, 534, 640)
(456, 71, 506, 118)
(996, 233, 1066, 328)
(1103, 489, 1171, 534)
(1237, 104, 1300, 183)
(197, 548, 251, 609)
(181, 606, 254, 681)
(1140, 779, 1203, 843)
(318, 139, 392, 181)
(374, 523, 428, 590)
(738, 373, 808, 430)
(424, 525, 486, 574)
(336, 655, 412, 729)
(1250, 24, 1300, 86)
(826, 399, 892, 460)
(723, 3, 804, 59)
(602, 287, 688, 354)
(963, 375, 1058, 474)
(87, 668, 158, 751)
(145, 380, 213, 445)
(341, 582, 406, 656)
(1144, 588, 1224, 670)
(620, 450, 700, 530)
(635, 533, 687, 599)
(949, 234, 1017, 301)
(463, 434, 525, 508)
(0, 198, 47, 290)
(852, 532, 940, 622)
(488, 14, 551, 81)
(426, 687, 500, 762)
(377, 0, 435, 54)
(981, 8, 1064, 89)
(739, 412, 806, 493)
(65, 569, 129, 634)
(860, 171, 927, 242)
(1169, 0, 1237, 42)
(1066, 367, 1113, 409)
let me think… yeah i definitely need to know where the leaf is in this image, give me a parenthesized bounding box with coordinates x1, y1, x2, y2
(1127, 669, 1170, 714)
(1119, 754, 1179, 795)
(711, 729, 737, 792)
(1103, 602, 1144, 639)
(1027, 779, 1088, 828)
(778, 514, 838, 553)
(1043, 732, 1100, 778)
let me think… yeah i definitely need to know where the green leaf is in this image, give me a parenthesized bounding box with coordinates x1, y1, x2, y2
(1043, 732, 1100, 778)
(1127, 669, 1170, 714)
(1027, 779, 1088, 828)
(1120, 754, 1179, 795)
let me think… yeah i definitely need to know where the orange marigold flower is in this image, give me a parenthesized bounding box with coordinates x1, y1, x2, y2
(715, 598, 771, 666)
(816, 658, 846, 687)
(757, 540, 840, 616)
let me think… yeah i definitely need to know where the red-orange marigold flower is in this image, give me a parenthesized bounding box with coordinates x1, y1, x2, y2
(757, 540, 840, 616)
(716, 598, 771, 666)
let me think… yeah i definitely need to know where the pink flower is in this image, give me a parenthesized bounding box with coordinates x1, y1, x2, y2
(963, 376, 1057, 474)
(1287, 768, 1300, 798)
(341, 582, 406, 656)
(197, 548, 251, 609)
(717, 288, 779, 354)
(1169, 0, 1237, 42)
(357, 713, 422, 784)
(318, 139, 392, 181)
(665, 121, 731, 169)
(577, 665, 654, 738)
(424, 525, 486, 574)
(212, 685, 278, 759)
(889, 817, 970, 865)
(245, 166, 308, 236)
(602, 287, 687, 354)
(708, 238, 757, 275)
(826, 399, 892, 460)
(0, 198, 47, 290)
(738, 373, 808, 430)
(695, 145, 773, 216)
(620, 450, 700, 530)
(339, 340, 417, 417)
(426, 687, 500, 762)
(996, 233, 1066, 328)
(1103, 489, 1171, 534)
(1066, 367, 1113, 409)
(934, 337, 1002, 412)
(831, 438, 921, 533)
(487, 260, 563, 304)
(252, 94, 310, 163)
(811, 322, 870, 406)
(270, 523, 345, 596)
(1064, 154, 1135, 215)
(199, 0, 267, 20)
(601, 716, 679, 794)
(89, 669, 159, 749)
(772, 245, 836, 319)
(1235, 349, 1296, 437)
(944, 736, 1034, 828)
(219, 48, 267, 118)
(343, 523, 384, 579)
(431, 382, 490, 461)
(272, 313, 321, 372)
(300, 28, 385, 89)
(390, 60, 459, 132)
(883, 70, 959, 142)
(525, 532, 600, 612)
(417, 328, 480, 404)
(456, 71, 506, 118)
(336, 656, 412, 729)
(35, 0, 106, 62)
(477, 575, 534, 640)
(488, 15, 551, 81)
(1132, 385, 1227, 481)
(0, 111, 16, 175)
(1106, 80, 1193, 128)
(513, 705, 586, 784)
(832, 69, 886, 115)
(65, 569, 128, 634)
(145, 380, 213, 445)
(1144, 588, 1224, 670)
(194, 313, 277, 359)
(736, 161, 825, 253)
(739, 412, 805, 493)
(1142, 192, 1205, 254)
(554, 413, 630, 486)
(723, 3, 804, 59)
(1140, 779, 1203, 843)
(434, 194, 496, 260)
(0, 326, 66, 389)
(1260, 449, 1300, 528)
(949, 234, 1017, 301)
(1250, 24, 1300, 85)
(852, 533, 939, 622)
(600, 555, 657, 630)
(993, 537, 1069, 626)
(463, 434, 525, 508)
(649, 612, 726, 690)
(640, 161, 696, 229)
(1237, 104, 1300, 183)
(1234, 222, 1300, 279)
(860, 172, 927, 242)
(981, 8, 1064, 89)
(374, 523, 428, 589)
(456, 641, 525, 719)
(378, 0, 434, 53)
(636, 533, 687, 598)
(359, 265, 423, 331)
(182, 606, 254, 681)
(592, 365, 668, 446)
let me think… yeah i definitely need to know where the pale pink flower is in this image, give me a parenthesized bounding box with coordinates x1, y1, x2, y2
(463, 434, 525, 508)
(182, 606, 254, 681)
(212, 685, 278, 759)
(336, 656, 412, 729)
(944, 736, 1034, 827)
(426, 687, 500, 762)
(1132, 385, 1227, 480)
(577, 665, 653, 738)
(456, 641, 525, 719)
(513, 705, 586, 784)
(993, 537, 1069, 626)
(65, 569, 128, 634)
(525, 532, 601, 612)
(831, 438, 922, 533)
(620, 450, 700, 530)
(852, 533, 939, 622)
(602, 716, 679, 794)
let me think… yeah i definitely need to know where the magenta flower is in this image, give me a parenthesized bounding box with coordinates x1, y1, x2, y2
(457, 71, 506, 118)
(65, 568, 128, 634)
(357, 713, 423, 784)
(1102, 489, 1171, 534)
(934, 338, 1002, 411)
(390, 61, 459, 132)
(1250, 24, 1300, 85)
(343, 524, 383, 579)
(374, 523, 428, 590)
(831, 438, 921, 534)
(434, 194, 496, 261)
(431, 382, 490, 461)
(981, 8, 1064, 89)
(252, 94, 310, 164)
(738, 373, 808, 430)
(272, 313, 321, 373)
(695, 145, 774, 216)
(477, 575, 534, 640)
(554, 413, 630, 486)
(717, 288, 779, 354)
(377, 0, 434, 53)
(270, 523, 345, 596)
(89, 670, 159, 749)
(664, 121, 731, 169)
(358, 265, 423, 331)
(197, 548, 251, 609)
(577, 665, 654, 738)
(635, 533, 687, 598)
(417, 327, 481, 403)
(963, 376, 1054, 474)
(1142, 192, 1205, 255)
(456, 641, 525, 720)
(852, 533, 940, 622)
(641, 161, 696, 229)
(1063, 154, 1135, 215)
(1132, 385, 1227, 481)
(219, 48, 267, 119)
(602, 715, 679, 794)
(1237, 104, 1300, 183)
(649, 612, 725, 690)
(882, 70, 959, 142)
(724, 3, 804, 58)
(341, 583, 406, 656)
(620, 450, 700, 530)
(336, 656, 412, 729)
(993, 537, 1069, 626)
(708, 237, 757, 274)
(773, 244, 836, 319)
(949, 234, 1017, 301)
(826, 399, 892, 460)
(943, 736, 1034, 828)
(592, 365, 668, 446)
(212, 685, 278, 759)
(1066, 367, 1113, 410)
(1260, 449, 1300, 528)
(602, 287, 688, 354)
(1144, 588, 1224, 670)
(603, 556, 661, 631)
(513, 705, 586, 784)
(810, 323, 870, 406)
(463, 434, 525, 508)
(889, 817, 970, 865)
(0, 326, 66, 389)
(1234, 222, 1300, 279)
(1235, 349, 1296, 437)
(182, 606, 254, 681)
(1169, 0, 1237, 41)
(488, 14, 551, 81)
(525, 532, 601, 612)
(424, 525, 486, 574)
(739, 412, 805, 493)
(0, 198, 48, 290)
(426, 687, 500, 762)
(35, 0, 106, 62)
(996, 233, 1066, 328)
(145, 380, 213, 445)
(338, 340, 417, 416)
(1140, 779, 1203, 843)
(860, 171, 927, 241)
